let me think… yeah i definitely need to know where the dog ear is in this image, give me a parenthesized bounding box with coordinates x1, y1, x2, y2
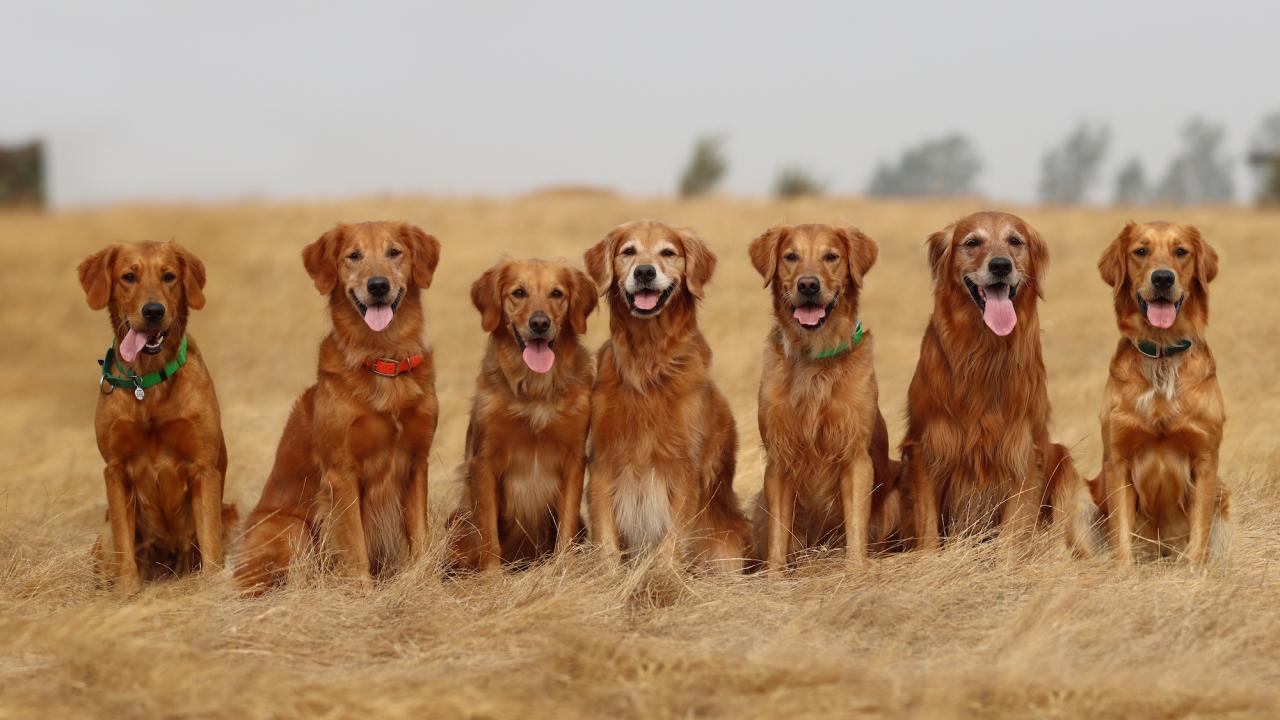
(926, 226, 953, 282)
(583, 228, 620, 296)
(567, 266, 598, 335)
(839, 226, 879, 286)
(1023, 223, 1049, 298)
(402, 224, 441, 289)
(77, 245, 117, 310)
(1188, 226, 1219, 286)
(470, 261, 506, 333)
(1098, 223, 1134, 291)
(171, 242, 207, 311)
(302, 226, 344, 295)
(748, 226, 785, 288)
(677, 227, 716, 300)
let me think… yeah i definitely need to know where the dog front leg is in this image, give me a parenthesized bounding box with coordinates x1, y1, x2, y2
(555, 456, 586, 556)
(104, 463, 142, 596)
(468, 459, 503, 571)
(1185, 451, 1220, 566)
(587, 463, 622, 565)
(189, 462, 226, 572)
(999, 462, 1039, 544)
(403, 460, 429, 562)
(842, 449, 874, 569)
(324, 467, 372, 585)
(910, 462, 941, 552)
(1103, 458, 1136, 568)
(763, 461, 795, 574)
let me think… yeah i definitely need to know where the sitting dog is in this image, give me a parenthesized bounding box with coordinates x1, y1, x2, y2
(1093, 221, 1228, 566)
(583, 220, 750, 571)
(746, 224, 901, 571)
(235, 222, 440, 593)
(79, 241, 236, 595)
(449, 258, 597, 570)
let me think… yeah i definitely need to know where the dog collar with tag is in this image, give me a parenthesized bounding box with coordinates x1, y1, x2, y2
(812, 320, 864, 360)
(1133, 337, 1193, 359)
(99, 335, 189, 401)
(364, 355, 424, 377)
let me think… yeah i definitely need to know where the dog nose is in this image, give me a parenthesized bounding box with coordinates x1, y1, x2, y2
(367, 276, 391, 298)
(634, 265, 657, 284)
(1151, 269, 1175, 290)
(141, 303, 165, 322)
(988, 257, 1013, 278)
(797, 276, 821, 298)
(528, 311, 551, 336)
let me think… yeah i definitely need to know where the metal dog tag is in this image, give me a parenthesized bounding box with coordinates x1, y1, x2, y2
(134, 385, 146, 401)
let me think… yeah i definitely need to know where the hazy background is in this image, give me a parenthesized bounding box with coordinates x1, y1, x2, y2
(4, 0, 1278, 207)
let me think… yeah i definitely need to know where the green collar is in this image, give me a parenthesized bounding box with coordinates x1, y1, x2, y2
(812, 320, 864, 360)
(1134, 337, 1193, 359)
(99, 335, 189, 400)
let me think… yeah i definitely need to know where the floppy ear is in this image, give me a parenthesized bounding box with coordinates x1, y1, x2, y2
(470, 262, 506, 333)
(171, 242, 207, 310)
(1189, 226, 1219, 285)
(567, 266, 598, 335)
(1098, 223, 1133, 291)
(677, 227, 716, 300)
(1023, 223, 1049, 298)
(402, 224, 441, 289)
(302, 226, 344, 295)
(748, 226, 785, 288)
(926, 226, 953, 282)
(583, 229, 619, 296)
(77, 245, 117, 310)
(839, 226, 879, 286)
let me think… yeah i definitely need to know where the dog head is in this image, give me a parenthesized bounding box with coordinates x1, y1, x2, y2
(302, 221, 440, 334)
(749, 223, 877, 334)
(583, 219, 715, 318)
(1098, 221, 1217, 336)
(471, 258, 597, 374)
(927, 211, 1048, 337)
(78, 241, 207, 363)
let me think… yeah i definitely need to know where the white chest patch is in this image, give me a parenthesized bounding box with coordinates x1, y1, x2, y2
(613, 471, 672, 549)
(1137, 356, 1181, 416)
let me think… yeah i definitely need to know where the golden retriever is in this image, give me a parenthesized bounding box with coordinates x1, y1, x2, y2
(746, 224, 901, 571)
(1093, 221, 1228, 565)
(78, 241, 237, 595)
(583, 220, 749, 570)
(235, 221, 440, 593)
(899, 211, 1093, 552)
(449, 258, 598, 570)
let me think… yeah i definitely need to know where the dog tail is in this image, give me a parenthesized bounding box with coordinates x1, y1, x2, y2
(233, 508, 308, 597)
(1046, 443, 1102, 558)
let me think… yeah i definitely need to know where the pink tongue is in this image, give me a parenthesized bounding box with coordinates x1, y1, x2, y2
(522, 339, 555, 373)
(363, 305, 393, 332)
(793, 305, 826, 327)
(982, 285, 1017, 336)
(1146, 300, 1177, 329)
(119, 329, 148, 363)
(633, 291, 660, 311)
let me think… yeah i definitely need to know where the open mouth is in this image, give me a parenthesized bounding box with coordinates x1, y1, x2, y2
(625, 285, 674, 317)
(513, 326, 556, 373)
(964, 277, 1019, 337)
(1137, 293, 1183, 330)
(791, 293, 838, 331)
(349, 288, 403, 332)
(119, 325, 168, 363)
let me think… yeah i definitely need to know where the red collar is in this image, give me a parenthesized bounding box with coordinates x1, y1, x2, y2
(363, 354, 424, 377)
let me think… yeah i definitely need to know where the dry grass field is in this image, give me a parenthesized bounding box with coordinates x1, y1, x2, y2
(1, 195, 1277, 718)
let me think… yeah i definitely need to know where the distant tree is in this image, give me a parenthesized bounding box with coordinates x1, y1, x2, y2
(1247, 110, 1280, 205)
(774, 166, 826, 199)
(1113, 157, 1150, 205)
(1038, 122, 1110, 204)
(1155, 118, 1235, 204)
(678, 135, 728, 199)
(867, 134, 981, 197)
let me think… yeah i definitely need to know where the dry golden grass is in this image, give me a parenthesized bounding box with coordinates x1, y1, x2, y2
(1, 195, 1278, 718)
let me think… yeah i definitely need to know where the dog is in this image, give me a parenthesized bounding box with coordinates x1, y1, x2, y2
(79, 241, 237, 595)
(745, 224, 901, 571)
(1093, 221, 1228, 566)
(235, 221, 440, 593)
(899, 211, 1093, 552)
(583, 220, 750, 570)
(448, 258, 597, 570)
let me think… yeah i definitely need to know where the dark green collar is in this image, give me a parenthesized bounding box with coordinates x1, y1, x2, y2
(812, 320, 864, 360)
(99, 335, 189, 400)
(1134, 337, 1193, 359)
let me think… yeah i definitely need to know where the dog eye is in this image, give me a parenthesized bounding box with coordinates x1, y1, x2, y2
(1008, 236, 1024, 246)
(121, 272, 137, 283)
(1174, 247, 1189, 257)
(550, 288, 564, 298)
(620, 247, 637, 256)
(162, 272, 177, 283)
(660, 248, 677, 257)
(823, 252, 839, 262)
(347, 251, 363, 261)
(387, 248, 402, 258)
(783, 252, 800, 262)
(512, 288, 527, 298)
(963, 237, 982, 248)
(1133, 247, 1149, 258)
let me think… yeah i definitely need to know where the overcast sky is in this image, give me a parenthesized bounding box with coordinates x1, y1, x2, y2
(4, 1, 1277, 207)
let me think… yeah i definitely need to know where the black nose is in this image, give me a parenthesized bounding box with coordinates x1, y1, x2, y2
(797, 276, 821, 298)
(367, 276, 391, 298)
(634, 265, 657, 284)
(141, 303, 165, 322)
(988, 257, 1013, 278)
(1151, 269, 1175, 290)
(528, 311, 551, 336)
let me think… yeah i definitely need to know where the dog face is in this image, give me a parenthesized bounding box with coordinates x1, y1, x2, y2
(1098, 221, 1217, 333)
(78, 241, 207, 363)
(749, 224, 877, 332)
(927, 211, 1048, 337)
(584, 220, 715, 318)
(471, 258, 597, 373)
(302, 222, 440, 333)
